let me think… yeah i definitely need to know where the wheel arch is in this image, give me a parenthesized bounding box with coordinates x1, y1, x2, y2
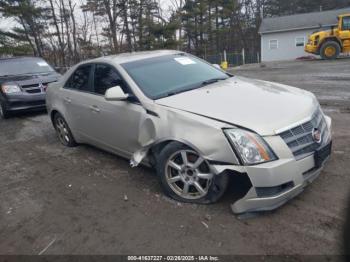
(50, 109, 60, 126)
(147, 138, 207, 167)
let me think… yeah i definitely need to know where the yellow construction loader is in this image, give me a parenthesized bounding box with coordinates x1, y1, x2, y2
(305, 13, 350, 59)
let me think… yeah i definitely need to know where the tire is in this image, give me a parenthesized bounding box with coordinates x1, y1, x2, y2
(0, 101, 10, 119)
(53, 113, 77, 147)
(320, 41, 341, 60)
(156, 142, 229, 204)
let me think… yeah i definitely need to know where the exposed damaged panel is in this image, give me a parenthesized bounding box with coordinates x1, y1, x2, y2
(130, 102, 240, 168)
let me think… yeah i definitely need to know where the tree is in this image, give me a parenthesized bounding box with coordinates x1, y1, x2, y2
(0, 0, 49, 56)
(1, 0, 349, 67)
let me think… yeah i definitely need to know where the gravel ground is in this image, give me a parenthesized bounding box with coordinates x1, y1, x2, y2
(0, 59, 349, 256)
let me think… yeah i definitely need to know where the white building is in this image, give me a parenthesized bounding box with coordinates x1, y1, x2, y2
(259, 7, 350, 62)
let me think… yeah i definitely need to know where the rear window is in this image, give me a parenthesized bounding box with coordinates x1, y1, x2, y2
(0, 58, 55, 77)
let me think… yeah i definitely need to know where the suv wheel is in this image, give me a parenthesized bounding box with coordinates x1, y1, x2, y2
(53, 113, 77, 147)
(156, 142, 229, 204)
(0, 102, 10, 119)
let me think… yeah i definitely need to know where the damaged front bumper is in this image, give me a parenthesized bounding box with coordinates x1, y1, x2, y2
(211, 139, 332, 215)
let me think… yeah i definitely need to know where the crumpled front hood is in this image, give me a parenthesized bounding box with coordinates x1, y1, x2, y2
(156, 76, 318, 136)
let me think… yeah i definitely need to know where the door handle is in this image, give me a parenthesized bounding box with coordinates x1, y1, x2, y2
(64, 97, 72, 104)
(89, 105, 100, 113)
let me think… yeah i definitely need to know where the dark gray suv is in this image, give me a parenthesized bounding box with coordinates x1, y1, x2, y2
(0, 57, 61, 118)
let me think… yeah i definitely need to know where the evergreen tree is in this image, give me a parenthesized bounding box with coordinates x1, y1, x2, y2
(0, 0, 49, 56)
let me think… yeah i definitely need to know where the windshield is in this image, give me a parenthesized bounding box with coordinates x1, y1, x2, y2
(121, 54, 230, 99)
(0, 58, 55, 77)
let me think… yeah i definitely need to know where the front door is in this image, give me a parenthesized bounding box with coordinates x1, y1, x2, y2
(83, 63, 145, 157)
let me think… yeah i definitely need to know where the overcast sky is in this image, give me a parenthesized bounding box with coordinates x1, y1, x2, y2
(0, 0, 174, 31)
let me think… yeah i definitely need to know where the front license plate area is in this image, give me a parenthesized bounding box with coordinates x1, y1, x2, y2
(314, 141, 332, 168)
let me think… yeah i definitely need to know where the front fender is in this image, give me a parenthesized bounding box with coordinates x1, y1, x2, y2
(131, 104, 240, 167)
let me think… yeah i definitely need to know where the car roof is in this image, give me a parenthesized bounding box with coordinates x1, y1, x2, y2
(81, 50, 184, 65)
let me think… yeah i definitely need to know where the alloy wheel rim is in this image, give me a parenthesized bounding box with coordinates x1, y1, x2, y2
(165, 150, 214, 200)
(56, 117, 70, 144)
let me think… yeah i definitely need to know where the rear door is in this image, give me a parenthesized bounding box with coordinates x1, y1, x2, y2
(61, 64, 94, 136)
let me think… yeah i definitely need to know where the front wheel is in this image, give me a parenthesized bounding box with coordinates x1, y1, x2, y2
(320, 41, 341, 60)
(156, 142, 229, 204)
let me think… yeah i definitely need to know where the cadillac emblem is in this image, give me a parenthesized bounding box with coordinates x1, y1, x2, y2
(312, 128, 322, 144)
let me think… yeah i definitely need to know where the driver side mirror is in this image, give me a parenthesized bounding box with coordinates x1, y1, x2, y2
(212, 64, 221, 69)
(105, 86, 129, 101)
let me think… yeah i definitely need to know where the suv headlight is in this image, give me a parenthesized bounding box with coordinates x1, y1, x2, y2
(1, 84, 21, 94)
(224, 129, 277, 165)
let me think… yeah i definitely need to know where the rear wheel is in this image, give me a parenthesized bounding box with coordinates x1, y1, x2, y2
(320, 41, 340, 60)
(53, 113, 77, 147)
(0, 101, 10, 119)
(157, 142, 229, 204)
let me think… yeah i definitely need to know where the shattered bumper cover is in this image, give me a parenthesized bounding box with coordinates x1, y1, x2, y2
(223, 149, 330, 214)
(212, 117, 332, 215)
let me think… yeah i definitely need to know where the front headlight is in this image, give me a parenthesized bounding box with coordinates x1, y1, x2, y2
(1, 84, 21, 94)
(224, 129, 277, 165)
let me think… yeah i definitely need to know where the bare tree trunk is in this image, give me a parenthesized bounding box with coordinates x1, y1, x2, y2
(121, 0, 132, 51)
(208, 1, 212, 53)
(215, 2, 219, 53)
(61, 0, 73, 65)
(49, 0, 66, 66)
(19, 17, 37, 56)
(68, 0, 79, 62)
(27, 18, 43, 57)
(103, 0, 119, 53)
(138, 0, 144, 50)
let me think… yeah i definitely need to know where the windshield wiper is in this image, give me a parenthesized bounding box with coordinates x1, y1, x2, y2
(200, 77, 227, 87)
(157, 77, 228, 99)
(164, 91, 182, 97)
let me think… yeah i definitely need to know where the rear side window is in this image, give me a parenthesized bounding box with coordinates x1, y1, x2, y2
(65, 65, 92, 92)
(93, 64, 124, 95)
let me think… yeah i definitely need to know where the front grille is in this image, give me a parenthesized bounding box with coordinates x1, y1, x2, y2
(21, 82, 51, 94)
(279, 108, 329, 159)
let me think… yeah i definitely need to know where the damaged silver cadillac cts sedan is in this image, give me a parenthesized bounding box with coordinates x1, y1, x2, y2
(46, 50, 332, 214)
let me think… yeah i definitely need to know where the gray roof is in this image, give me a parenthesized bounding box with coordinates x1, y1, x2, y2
(259, 7, 350, 34)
